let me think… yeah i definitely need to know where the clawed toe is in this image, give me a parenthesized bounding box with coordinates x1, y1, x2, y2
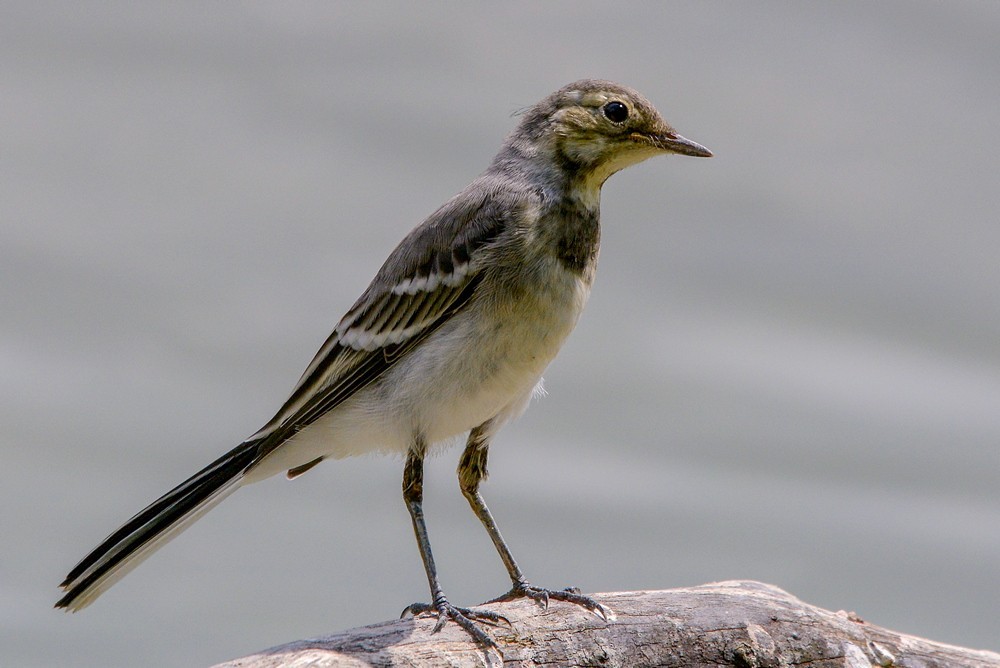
(493, 582, 614, 622)
(402, 599, 509, 651)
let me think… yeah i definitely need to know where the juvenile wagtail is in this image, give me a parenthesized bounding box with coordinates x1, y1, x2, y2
(57, 79, 711, 647)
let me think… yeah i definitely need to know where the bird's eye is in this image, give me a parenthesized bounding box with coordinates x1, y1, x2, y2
(602, 101, 629, 124)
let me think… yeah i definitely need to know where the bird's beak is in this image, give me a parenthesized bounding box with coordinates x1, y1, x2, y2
(637, 132, 713, 158)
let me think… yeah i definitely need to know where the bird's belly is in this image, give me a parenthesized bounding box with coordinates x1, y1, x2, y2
(390, 280, 587, 444)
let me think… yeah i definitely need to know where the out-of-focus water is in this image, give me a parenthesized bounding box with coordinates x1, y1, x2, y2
(3, 3, 998, 666)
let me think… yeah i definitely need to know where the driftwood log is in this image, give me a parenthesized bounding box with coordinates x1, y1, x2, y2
(213, 580, 999, 667)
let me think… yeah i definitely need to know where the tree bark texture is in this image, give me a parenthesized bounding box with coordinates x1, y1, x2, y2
(213, 580, 999, 668)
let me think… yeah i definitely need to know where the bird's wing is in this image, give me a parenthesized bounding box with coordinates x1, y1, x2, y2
(246, 187, 513, 461)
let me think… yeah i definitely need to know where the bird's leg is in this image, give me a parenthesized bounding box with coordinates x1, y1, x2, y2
(399, 441, 508, 650)
(459, 424, 613, 621)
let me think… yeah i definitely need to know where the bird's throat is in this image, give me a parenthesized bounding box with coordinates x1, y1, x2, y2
(547, 195, 601, 275)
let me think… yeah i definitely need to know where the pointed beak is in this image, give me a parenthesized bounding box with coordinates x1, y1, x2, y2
(637, 131, 713, 158)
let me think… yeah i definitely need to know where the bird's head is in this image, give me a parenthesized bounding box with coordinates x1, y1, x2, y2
(509, 79, 711, 193)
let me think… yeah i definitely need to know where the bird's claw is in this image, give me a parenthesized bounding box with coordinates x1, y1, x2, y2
(494, 582, 614, 622)
(402, 599, 510, 651)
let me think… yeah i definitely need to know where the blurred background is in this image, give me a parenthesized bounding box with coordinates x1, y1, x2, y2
(3, 2, 998, 666)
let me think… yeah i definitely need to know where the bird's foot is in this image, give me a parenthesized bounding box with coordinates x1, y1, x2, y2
(491, 581, 614, 622)
(401, 597, 510, 652)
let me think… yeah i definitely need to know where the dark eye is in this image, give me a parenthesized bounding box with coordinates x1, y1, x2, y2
(602, 100, 629, 124)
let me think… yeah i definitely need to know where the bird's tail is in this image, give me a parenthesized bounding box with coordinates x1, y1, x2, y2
(56, 439, 262, 611)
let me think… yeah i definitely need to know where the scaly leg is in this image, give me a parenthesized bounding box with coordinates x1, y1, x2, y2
(400, 441, 508, 649)
(458, 424, 612, 620)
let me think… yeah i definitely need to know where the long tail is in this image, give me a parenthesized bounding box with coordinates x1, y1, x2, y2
(56, 439, 262, 611)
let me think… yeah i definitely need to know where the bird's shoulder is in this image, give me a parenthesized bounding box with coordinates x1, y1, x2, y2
(336, 178, 542, 334)
(367, 177, 543, 294)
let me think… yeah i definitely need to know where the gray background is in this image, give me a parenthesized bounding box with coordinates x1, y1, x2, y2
(3, 2, 998, 666)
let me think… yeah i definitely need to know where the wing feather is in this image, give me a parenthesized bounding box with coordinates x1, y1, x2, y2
(245, 184, 517, 463)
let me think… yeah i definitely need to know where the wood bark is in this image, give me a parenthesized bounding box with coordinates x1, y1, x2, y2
(213, 580, 999, 667)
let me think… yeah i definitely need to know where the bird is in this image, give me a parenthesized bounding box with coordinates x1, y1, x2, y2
(56, 79, 711, 648)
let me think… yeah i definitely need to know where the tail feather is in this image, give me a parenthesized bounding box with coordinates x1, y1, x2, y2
(56, 440, 261, 611)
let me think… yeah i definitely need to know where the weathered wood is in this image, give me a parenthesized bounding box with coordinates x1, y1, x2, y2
(213, 580, 999, 667)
